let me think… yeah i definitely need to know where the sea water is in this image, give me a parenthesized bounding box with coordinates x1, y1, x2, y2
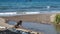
(0, 0, 60, 13)
(0, 0, 60, 16)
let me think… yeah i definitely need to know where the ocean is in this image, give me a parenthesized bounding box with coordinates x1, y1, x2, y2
(0, 0, 60, 16)
(0, 0, 60, 14)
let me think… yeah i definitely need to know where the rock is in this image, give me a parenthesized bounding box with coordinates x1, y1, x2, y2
(0, 18, 6, 23)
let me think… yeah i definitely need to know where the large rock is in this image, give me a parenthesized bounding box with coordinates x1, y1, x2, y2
(0, 18, 13, 28)
(50, 14, 56, 23)
(0, 18, 6, 23)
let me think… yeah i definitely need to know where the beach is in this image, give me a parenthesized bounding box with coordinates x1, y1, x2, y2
(0, 13, 55, 24)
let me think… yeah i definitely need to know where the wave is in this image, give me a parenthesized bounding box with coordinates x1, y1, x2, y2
(0, 11, 60, 17)
(0, 12, 40, 16)
(0, 5, 60, 10)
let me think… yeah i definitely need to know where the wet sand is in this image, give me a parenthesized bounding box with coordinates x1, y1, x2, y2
(2, 13, 52, 24)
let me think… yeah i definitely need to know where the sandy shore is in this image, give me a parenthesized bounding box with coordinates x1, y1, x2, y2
(0, 13, 54, 25)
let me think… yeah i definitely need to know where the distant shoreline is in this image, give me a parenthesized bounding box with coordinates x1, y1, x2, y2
(0, 11, 60, 16)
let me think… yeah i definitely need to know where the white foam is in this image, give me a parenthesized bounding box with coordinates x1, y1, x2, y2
(47, 6, 50, 9)
(0, 12, 17, 16)
(0, 12, 40, 16)
(25, 12, 40, 14)
(0, 26, 5, 28)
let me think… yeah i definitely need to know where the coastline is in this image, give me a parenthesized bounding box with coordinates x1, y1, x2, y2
(0, 12, 60, 24)
(0, 11, 59, 16)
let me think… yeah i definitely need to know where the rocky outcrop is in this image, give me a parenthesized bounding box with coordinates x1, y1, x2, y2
(50, 14, 56, 23)
(0, 18, 6, 23)
(0, 18, 13, 28)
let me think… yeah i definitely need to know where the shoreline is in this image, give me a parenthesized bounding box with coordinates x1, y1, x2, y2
(0, 11, 59, 17)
